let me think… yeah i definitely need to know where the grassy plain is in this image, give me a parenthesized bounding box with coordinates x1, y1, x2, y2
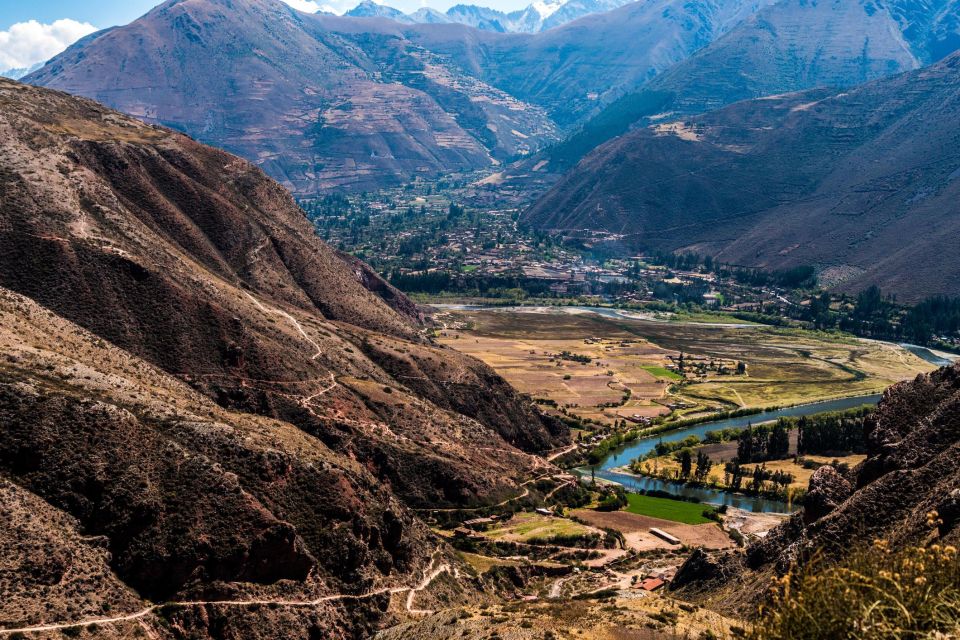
(623, 493, 712, 524)
(483, 512, 597, 543)
(435, 307, 934, 424)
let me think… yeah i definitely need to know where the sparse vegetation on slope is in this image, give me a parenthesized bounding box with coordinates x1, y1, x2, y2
(751, 541, 960, 640)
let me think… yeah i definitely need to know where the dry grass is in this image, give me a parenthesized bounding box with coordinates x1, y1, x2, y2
(484, 512, 598, 543)
(437, 310, 933, 425)
(751, 541, 960, 640)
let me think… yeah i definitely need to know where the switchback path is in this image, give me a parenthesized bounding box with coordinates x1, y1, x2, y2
(0, 552, 455, 636)
(244, 292, 323, 360)
(546, 443, 578, 461)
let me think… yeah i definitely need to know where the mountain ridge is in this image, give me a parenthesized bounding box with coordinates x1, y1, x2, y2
(345, 0, 632, 33)
(525, 51, 960, 300)
(532, 0, 960, 174)
(25, 0, 782, 193)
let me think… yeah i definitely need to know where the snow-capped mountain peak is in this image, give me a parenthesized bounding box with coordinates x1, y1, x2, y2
(344, 0, 636, 32)
(530, 0, 565, 19)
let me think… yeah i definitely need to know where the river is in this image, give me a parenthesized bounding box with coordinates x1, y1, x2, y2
(574, 394, 883, 513)
(431, 303, 952, 512)
(899, 343, 958, 367)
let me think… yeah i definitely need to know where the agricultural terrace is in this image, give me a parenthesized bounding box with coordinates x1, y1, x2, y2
(436, 308, 934, 425)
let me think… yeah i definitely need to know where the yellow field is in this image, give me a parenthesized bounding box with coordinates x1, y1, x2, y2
(634, 453, 867, 491)
(483, 512, 598, 543)
(436, 307, 934, 424)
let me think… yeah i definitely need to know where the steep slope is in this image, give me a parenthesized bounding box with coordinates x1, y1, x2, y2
(673, 363, 960, 613)
(403, 0, 773, 127)
(543, 0, 960, 170)
(0, 74, 569, 637)
(526, 52, 960, 300)
(0, 77, 568, 501)
(0, 287, 438, 639)
(25, 0, 558, 194)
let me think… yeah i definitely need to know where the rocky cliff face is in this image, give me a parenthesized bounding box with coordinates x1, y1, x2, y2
(0, 78, 566, 637)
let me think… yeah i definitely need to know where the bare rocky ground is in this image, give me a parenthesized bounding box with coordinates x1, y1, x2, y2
(0, 78, 569, 639)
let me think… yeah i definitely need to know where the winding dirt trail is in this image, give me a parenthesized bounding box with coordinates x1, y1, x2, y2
(0, 553, 456, 636)
(243, 292, 323, 360)
(546, 443, 578, 461)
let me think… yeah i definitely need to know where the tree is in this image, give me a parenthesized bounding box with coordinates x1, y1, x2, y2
(727, 461, 745, 490)
(678, 449, 693, 479)
(769, 420, 790, 459)
(737, 425, 754, 463)
(694, 450, 713, 483)
(751, 465, 765, 492)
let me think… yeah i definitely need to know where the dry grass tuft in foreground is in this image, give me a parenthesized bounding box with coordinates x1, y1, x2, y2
(751, 538, 960, 640)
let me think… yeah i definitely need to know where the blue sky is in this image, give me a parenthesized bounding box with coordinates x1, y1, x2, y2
(0, 1, 159, 30)
(1, 0, 531, 30)
(0, 0, 531, 71)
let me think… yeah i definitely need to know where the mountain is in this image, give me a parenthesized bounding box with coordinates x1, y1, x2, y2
(403, 0, 773, 128)
(445, 4, 511, 30)
(673, 363, 960, 613)
(542, 0, 960, 171)
(501, 0, 567, 33)
(0, 63, 42, 80)
(539, 0, 633, 29)
(408, 7, 453, 23)
(26, 0, 771, 193)
(25, 0, 559, 194)
(526, 52, 960, 300)
(348, 0, 634, 33)
(346, 0, 414, 21)
(0, 77, 567, 637)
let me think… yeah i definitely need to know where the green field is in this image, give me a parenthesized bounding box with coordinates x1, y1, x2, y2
(624, 493, 712, 524)
(641, 365, 683, 381)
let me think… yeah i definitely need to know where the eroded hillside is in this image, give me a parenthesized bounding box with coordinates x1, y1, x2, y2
(527, 52, 960, 300)
(0, 78, 570, 637)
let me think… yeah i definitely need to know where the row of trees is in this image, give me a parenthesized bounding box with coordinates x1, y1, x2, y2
(734, 408, 871, 462)
(783, 285, 960, 346)
(647, 250, 818, 289)
(795, 408, 871, 455)
(736, 421, 791, 463)
(648, 250, 959, 348)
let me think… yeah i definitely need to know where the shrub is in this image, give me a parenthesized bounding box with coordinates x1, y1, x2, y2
(573, 588, 618, 600)
(702, 507, 722, 522)
(750, 541, 960, 639)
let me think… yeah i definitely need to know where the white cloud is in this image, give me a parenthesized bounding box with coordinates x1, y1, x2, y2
(0, 19, 97, 71)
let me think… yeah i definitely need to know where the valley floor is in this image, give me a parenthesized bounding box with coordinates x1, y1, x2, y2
(435, 306, 934, 424)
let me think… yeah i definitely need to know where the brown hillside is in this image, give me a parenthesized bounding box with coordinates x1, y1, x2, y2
(0, 78, 567, 507)
(526, 53, 960, 300)
(0, 77, 572, 637)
